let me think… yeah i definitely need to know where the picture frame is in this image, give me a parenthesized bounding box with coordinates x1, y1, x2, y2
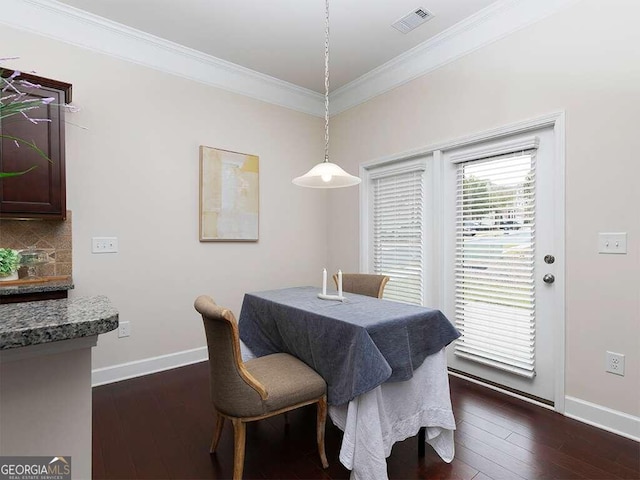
(199, 146, 259, 242)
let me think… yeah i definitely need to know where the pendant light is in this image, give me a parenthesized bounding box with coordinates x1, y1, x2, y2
(292, 0, 361, 189)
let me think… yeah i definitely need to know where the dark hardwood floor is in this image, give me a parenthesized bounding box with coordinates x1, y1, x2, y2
(92, 362, 639, 480)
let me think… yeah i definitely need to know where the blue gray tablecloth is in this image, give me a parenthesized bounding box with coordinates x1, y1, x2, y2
(239, 286, 460, 406)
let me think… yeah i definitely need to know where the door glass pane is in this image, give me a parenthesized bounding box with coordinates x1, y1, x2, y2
(454, 153, 537, 377)
(372, 170, 424, 305)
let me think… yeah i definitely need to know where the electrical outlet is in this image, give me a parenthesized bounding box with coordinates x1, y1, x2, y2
(92, 237, 119, 253)
(118, 321, 131, 338)
(606, 351, 625, 376)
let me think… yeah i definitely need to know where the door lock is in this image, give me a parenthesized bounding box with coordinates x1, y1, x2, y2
(544, 255, 555, 264)
(543, 274, 555, 284)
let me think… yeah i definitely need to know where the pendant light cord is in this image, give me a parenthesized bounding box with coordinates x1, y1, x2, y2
(324, 0, 330, 163)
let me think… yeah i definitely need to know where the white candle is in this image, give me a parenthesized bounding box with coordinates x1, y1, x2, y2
(338, 269, 343, 297)
(322, 268, 327, 295)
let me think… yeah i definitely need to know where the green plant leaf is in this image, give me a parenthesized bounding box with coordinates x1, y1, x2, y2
(0, 248, 20, 275)
(0, 165, 38, 178)
(0, 134, 50, 178)
(1, 134, 51, 160)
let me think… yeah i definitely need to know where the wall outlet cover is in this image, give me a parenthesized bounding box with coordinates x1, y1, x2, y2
(606, 351, 625, 376)
(118, 321, 131, 338)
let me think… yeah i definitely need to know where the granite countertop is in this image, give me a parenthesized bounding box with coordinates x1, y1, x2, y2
(0, 295, 118, 350)
(0, 277, 75, 296)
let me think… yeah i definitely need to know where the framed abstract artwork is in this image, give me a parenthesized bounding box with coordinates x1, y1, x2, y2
(199, 146, 259, 241)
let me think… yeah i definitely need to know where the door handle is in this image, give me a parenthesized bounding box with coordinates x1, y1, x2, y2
(543, 274, 555, 284)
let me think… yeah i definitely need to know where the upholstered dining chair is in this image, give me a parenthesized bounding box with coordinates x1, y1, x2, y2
(194, 295, 328, 480)
(333, 273, 390, 299)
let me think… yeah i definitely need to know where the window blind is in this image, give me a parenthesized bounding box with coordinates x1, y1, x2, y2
(454, 153, 537, 377)
(372, 169, 424, 305)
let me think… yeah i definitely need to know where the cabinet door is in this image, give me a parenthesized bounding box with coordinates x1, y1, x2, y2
(0, 74, 71, 219)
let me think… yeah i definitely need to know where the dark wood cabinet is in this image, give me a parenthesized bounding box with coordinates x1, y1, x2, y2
(0, 71, 72, 219)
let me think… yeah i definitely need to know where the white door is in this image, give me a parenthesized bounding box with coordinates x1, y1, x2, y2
(442, 125, 562, 404)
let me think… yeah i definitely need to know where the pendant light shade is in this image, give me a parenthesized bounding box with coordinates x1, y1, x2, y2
(292, 161, 361, 188)
(292, 0, 361, 189)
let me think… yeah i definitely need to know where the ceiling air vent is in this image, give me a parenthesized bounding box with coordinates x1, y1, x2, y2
(392, 7, 434, 34)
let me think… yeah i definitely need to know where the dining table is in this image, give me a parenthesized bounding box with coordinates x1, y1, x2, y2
(238, 286, 460, 480)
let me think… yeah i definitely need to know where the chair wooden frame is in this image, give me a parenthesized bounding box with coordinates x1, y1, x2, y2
(195, 296, 328, 480)
(210, 399, 328, 480)
(332, 273, 390, 299)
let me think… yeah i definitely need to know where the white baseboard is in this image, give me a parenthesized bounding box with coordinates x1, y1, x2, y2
(565, 396, 640, 442)
(449, 371, 639, 442)
(92, 346, 208, 387)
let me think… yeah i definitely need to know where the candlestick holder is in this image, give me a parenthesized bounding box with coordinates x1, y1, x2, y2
(317, 293, 345, 302)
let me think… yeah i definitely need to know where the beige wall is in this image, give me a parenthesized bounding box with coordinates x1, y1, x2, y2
(328, 0, 640, 416)
(0, 25, 327, 369)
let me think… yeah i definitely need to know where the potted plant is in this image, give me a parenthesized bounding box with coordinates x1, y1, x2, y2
(0, 248, 21, 281)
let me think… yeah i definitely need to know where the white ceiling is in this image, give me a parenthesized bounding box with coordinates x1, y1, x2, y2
(55, 0, 497, 93)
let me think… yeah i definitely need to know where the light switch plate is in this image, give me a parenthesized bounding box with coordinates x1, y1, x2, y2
(92, 237, 118, 253)
(598, 233, 627, 254)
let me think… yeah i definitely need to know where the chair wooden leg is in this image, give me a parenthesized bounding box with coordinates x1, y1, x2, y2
(231, 418, 246, 480)
(316, 395, 329, 469)
(210, 413, 225, 453)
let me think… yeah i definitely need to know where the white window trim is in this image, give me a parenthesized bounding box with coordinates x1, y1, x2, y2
(448, 135, 540, 164)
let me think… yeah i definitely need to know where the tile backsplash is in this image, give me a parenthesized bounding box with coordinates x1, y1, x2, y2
(0, 211, 73, 278)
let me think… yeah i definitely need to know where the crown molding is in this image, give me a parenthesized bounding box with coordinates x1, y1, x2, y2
(0, 0, 325, 117)
(1, 0, 578, 117)
(329, 0, 580, 115)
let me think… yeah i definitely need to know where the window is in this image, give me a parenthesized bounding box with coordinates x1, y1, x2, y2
(362, 118, 563, 402)
(370, 166, 425, 305)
